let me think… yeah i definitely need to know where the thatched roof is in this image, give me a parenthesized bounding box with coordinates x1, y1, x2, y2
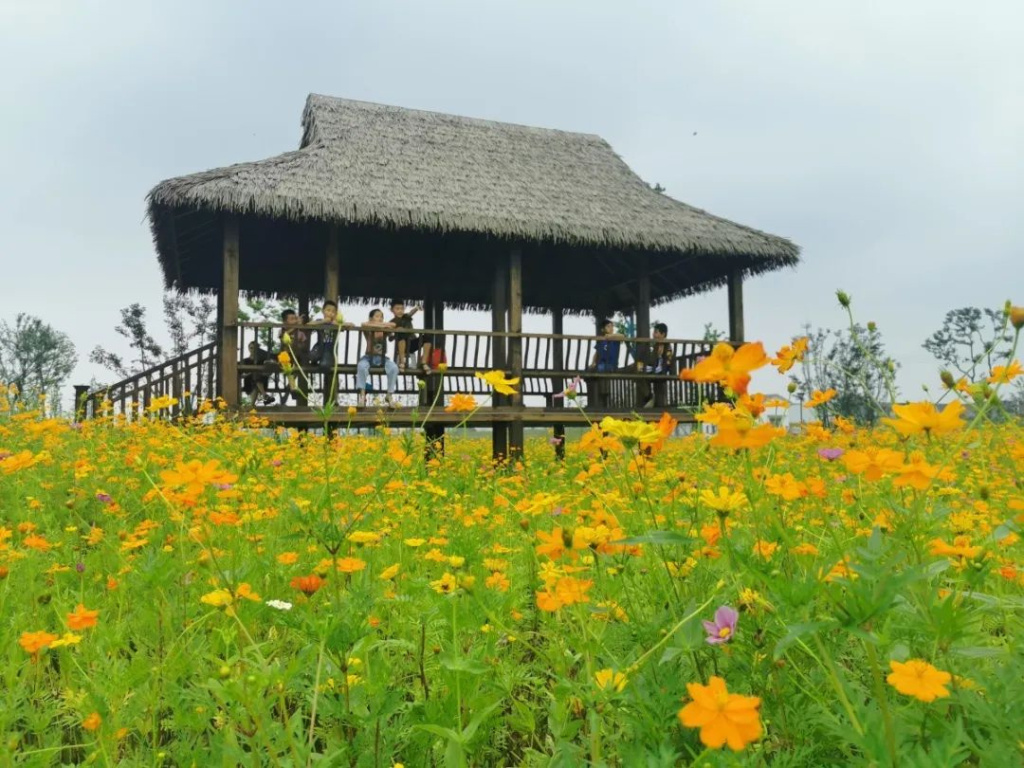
(148, 94, 799, 311)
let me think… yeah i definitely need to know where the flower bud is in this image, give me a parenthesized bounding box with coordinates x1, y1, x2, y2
(786, 382, 797, 394)
(939, 370, 955, 389)
(836, 290, 851, 309)
(281, 332, 292, 346)
(1010, 305, 1024, 330)
(867, 321, 877, 332)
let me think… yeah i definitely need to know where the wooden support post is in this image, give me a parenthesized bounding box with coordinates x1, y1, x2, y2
(73, 384, 89, 421)
(219, 216, 240, 408)
(727, 269, 745, 343)
(298, 293, 310, 322)
(325, 226, 340, 304)
(423, 295, 445, 459)
(491, 253, 508, 463)
(507, 248, 524, 461)
(551, 306, 565, 460)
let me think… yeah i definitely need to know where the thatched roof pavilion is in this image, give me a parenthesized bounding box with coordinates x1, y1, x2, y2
(143, 93, 799, 459)
(148, 94, 798, 314)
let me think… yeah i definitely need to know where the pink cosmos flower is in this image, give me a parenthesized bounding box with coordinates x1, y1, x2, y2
(702, 605, 738, 645)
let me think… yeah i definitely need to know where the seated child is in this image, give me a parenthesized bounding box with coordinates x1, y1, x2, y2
(588, 318, 624, 373)
(388, 300, 433, 373)
(241, 341, 274, 405)
(278, 309, 311, 405)
(356, 308, 399, 408)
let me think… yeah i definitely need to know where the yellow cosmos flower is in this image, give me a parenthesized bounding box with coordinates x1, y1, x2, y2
(594, 668, 628, 692)
(598, 417, 663, 446)
(699, 487, 749, 514)
(431, 572, 459, 595)
(474, 370, 520, 395)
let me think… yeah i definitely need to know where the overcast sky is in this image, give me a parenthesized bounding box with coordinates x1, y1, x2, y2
(1, 1, 1021, 400)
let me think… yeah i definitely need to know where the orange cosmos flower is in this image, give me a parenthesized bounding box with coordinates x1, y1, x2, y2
(290, 574, 324, 595)
(771, 337, 808, 373)
(894, 452, 940, 490)
(678, 676, 763, 751)
(736, 393, 767, 419)
(82, 712, 102, 732)
(334, 557, 367, 573)
(882, 400, 963, 438)
(536, 576, 593, 612)
(887, 659, 951, 702)
(929, 536, 982, 561)
(710, 421, 782, 451)
(19, 630, 59, 656)
(22, 534, 51, 552)
(535, 527, 570, 561)
(67, 604, 99, 631)
(680, 342, 768, 396)
(444, 394, 477, 413)
(987, 360, 1021, 385)
(804, 389, 837, 408)
(159, 459, 238, 498)
(843, 448, 904, 481)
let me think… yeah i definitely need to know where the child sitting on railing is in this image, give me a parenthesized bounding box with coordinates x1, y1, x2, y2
(356, 309, 399, 408)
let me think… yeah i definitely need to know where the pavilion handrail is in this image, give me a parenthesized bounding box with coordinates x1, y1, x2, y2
(235, 321, 728, 348)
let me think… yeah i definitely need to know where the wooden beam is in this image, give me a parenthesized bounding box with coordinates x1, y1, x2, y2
(219, 216, 240, 407)
(491, 252, 509, 462)
(727, 269, 745, 343)
(325, 225, 340, 304)
(508, 248, 524, 460)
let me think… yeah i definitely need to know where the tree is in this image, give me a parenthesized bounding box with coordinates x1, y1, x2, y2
(0, 314, 78, 412)
(790, 323, 898, 425)
(90, 303, 164, 378)
(702, 323, 725, 343)
(90, 292, 221, 379)
(923, 307, 1012, 381)
(163, 292, 216, 357)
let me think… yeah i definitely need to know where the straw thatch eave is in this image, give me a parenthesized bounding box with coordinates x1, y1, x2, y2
(148, 94, 799, 311)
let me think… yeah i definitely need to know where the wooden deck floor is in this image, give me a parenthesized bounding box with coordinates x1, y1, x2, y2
(246, 404, 697, 427)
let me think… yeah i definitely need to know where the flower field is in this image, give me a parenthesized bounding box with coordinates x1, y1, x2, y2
(2, 323, 1024, 766)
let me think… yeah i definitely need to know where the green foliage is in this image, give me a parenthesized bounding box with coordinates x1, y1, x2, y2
(790, 322, 898, 424)
(923, 306, 1012, 380)
(0, 313, 77, 411)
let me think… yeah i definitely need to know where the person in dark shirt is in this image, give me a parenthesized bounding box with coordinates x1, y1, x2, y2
(241, 341, 274, 405)
(389, 299, 434, 373)
(278, 309, 311, 405)
(588, 318, 624, 373)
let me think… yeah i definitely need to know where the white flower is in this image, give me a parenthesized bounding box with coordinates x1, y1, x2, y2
(265, 599, 293, 611)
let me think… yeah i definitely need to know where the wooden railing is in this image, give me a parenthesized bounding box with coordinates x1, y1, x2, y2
(77, 342, 218, 420)
(236, 324, 724, 410)
(76, 325, 729, 421)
